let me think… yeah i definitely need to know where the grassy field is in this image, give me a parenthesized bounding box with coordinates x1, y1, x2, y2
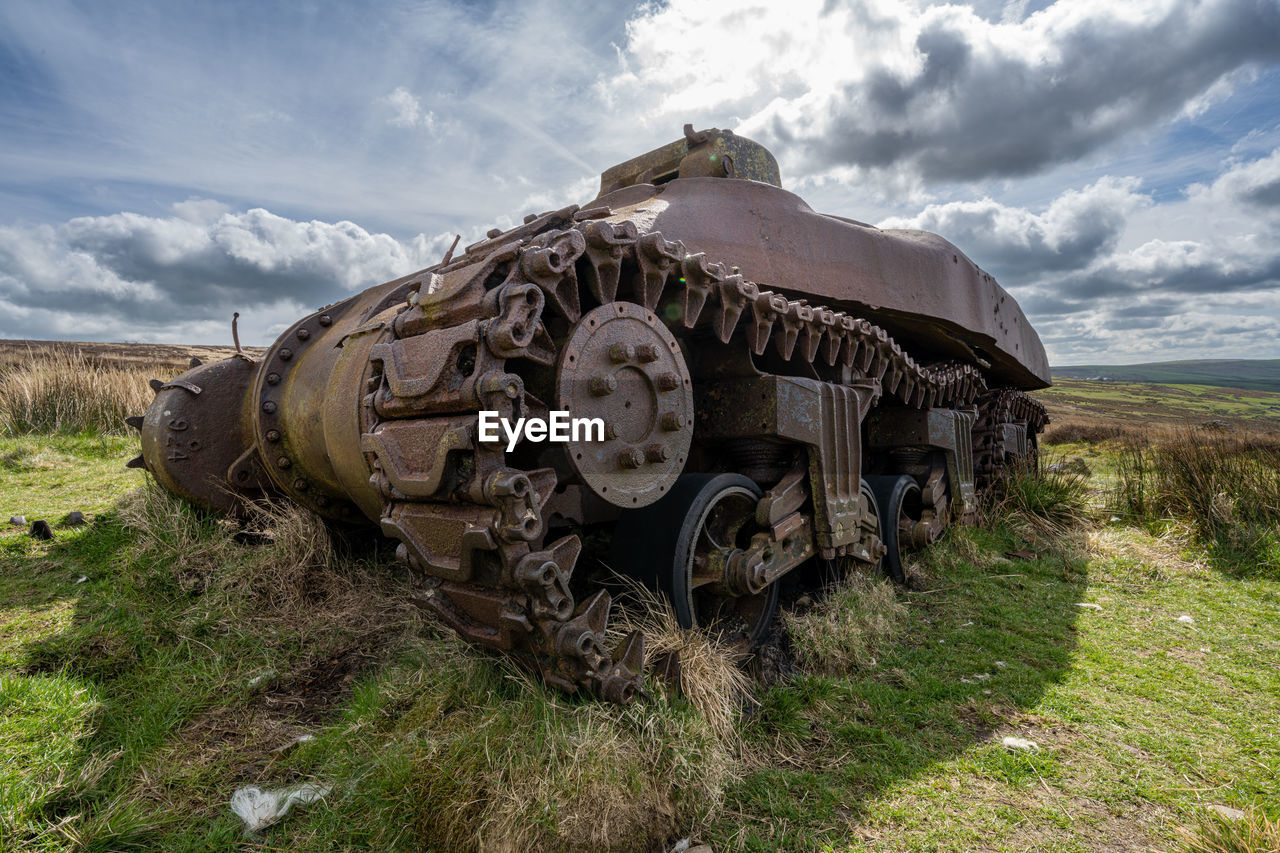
(1052, 359, 1280, 393)
(2, 348, 1279, 851)
(1035, 378, 1280, 436)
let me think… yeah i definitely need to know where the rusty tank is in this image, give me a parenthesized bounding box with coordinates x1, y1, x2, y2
(129, 126, 1049, 704)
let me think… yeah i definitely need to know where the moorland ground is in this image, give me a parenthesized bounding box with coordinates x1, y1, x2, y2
(1, 343, 1278, 852)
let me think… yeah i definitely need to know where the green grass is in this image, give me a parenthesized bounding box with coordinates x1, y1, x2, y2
(1, 435, 1278, 851)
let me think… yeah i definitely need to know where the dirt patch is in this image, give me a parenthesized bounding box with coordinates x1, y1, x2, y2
(258, 647, 377, 724)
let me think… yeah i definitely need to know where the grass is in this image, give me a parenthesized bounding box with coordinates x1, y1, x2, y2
(1113, 430, 1280, 578)
(0, 349, 181, 436)
(1, 367, 1278, 850)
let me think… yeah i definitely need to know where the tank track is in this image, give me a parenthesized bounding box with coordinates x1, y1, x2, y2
(972, 388, 1050, 488)
(357, 203, 1027, 702)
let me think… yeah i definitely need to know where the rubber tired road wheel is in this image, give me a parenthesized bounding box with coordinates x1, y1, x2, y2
(863, 474, 922, 584)
(611, 473, 779, 649)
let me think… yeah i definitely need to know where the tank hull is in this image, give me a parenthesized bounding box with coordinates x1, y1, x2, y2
(593, 177, 1049, 390)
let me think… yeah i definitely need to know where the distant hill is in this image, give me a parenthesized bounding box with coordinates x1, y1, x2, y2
(1051, 359, 1280, 393)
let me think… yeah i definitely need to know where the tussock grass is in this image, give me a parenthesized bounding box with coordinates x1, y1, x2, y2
(0, 348, 179, 436)
(1180, 808, 1280, 853)
(983, 461, 1092, 538)
(1114, 430, 1280, 576)
(119, 482, 402, 640)
(785, 569, 906, 675)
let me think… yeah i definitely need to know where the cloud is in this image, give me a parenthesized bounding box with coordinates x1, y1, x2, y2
(0, 200, 451, 344)
(878, 176, 1148, 277)
(611, 0, 1280, 185)
(384, 86, 437, 132)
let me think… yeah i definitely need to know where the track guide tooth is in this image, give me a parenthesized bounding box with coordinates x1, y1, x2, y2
(126, 454, 147, 470)
(124, 415, 144, 431)
(148, 378, 164, 393)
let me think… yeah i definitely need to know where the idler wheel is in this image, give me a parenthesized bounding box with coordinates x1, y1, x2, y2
(611, 473, 778, 649)
(556, 302, 693, 508)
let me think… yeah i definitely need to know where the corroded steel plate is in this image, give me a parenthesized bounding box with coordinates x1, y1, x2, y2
(556, 302, 693, 508)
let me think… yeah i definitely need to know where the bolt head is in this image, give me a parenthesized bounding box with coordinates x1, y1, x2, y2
(279, 348, 293, 361)
(276, 456, 291, 469)
(265, 429, 281, 442)
(645, 444, 668, 463)
(618, 448, 644, 469)
(661, 412, 684, 431)
(296, 328, 310, 341)
(293, 478, 308, 491)
(635, 343, 660, 363)
(655, 372, 679, 391)
(318, 314, 332, 327)
(607, 342, 635, 364)
(261, 400, 277, 414)
(589, 374, 618, 396)
(266, 372, 280, 385)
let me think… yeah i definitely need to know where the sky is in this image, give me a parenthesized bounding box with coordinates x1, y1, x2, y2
(1, 0, 1279, 365)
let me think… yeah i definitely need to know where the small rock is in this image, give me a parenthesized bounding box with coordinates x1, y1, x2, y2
(1002, 736, 1040, 752)
(9, 515, 25, 526)
(1076, 602, 1102, 610)
(1199, 647, 1211, 652)
(1208, 804, 1246, 821)
(794, 594, 813, 608)
(62, 511, 86, 527)
(29, 520, 53, 540)
(960, 620, 974, 627)
(982, 689, 991, 695)
(994, 660, 1007, 667)
(687, 846, 713, 853)
(973, 672, 992, 681)
(1177, 614, 1194, 624)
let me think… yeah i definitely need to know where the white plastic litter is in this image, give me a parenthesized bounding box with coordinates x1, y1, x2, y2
(960, 620, 974, 627)
(1208, 804, 1247, 821)
(994, 660, 1007, 668)
(1177, 614, 1195, 624)
(1076, 602, 1102, 610)
(668, 839, 692, 853)
(230, 782, 331, 832)
(1001, 736, 1040, 753)
(247, 669, 277, 688)
(74, 575, 88, 584)
(1110, 516, 1121, 522)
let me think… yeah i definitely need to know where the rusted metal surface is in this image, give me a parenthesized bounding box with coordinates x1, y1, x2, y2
(133, 127, 1049, 703)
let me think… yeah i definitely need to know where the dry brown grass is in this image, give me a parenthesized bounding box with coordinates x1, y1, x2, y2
(1042, 416, 1138, 445)
(785, 567, 907, 676)
(119, 482, 412, 643)
(1179, 808, 1280, 853)
(0, 347, 179, 435)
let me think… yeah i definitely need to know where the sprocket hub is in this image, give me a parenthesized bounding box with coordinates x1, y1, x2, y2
(557, 302, 693, 508)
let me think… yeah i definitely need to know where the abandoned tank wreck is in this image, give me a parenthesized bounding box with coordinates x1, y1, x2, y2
(128, 126, 1050, 703)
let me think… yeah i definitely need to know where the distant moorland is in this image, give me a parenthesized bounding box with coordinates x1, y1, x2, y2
(1052, 358, 1280, 393)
